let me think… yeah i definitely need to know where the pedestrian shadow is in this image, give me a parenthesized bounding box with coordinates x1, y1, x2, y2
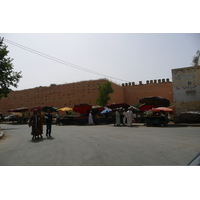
(29, 137, 46, 143)
(46, 137, 55, 140)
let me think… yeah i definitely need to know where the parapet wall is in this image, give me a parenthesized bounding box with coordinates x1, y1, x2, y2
(122, 78, 170, 86)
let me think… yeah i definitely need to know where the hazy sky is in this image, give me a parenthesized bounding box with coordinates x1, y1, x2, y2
(1, 1, 200, 91)
(1, 33, 199, 90)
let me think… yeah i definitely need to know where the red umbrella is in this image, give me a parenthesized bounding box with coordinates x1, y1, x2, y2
(139, 104, 156, 111)
(73, 103, 92, 114)
(106, 103, 130, 109)
(30, 106, 45, 112)
(91, 106, 104, 112)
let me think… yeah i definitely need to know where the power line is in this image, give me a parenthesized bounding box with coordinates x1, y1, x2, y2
(4, 38, 129, 83)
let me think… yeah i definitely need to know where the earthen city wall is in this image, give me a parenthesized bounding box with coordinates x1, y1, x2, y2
(0, 78, 173, 115)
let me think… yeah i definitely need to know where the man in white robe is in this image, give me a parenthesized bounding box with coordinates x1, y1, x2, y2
(115, 109, 121, 126)
(127, 108, 133, 127)
(122, 109, 127, 126)
(88, 111, 94, 125)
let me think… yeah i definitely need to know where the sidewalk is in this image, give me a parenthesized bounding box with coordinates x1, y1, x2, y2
(0, 126, 4, 139)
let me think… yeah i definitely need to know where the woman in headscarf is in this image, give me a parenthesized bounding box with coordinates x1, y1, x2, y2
(38, 109, 44, 138)
(29, 109, 39, 140)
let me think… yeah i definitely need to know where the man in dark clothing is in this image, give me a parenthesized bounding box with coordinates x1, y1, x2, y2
(45, 109, 53, 138)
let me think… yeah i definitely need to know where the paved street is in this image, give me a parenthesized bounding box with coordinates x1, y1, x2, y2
(0, 123, 199, 166)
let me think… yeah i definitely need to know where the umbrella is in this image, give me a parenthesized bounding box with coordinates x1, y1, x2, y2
(106, 103, 130, 109)
(11, 112, 23, 117)
(101, 109, 112, 114)
(42, 106, 58, 113)
(129, 106, 139, 112)
(139, 104, 156, 111)
(30, 106, 45, 112)
(57, 107, 73, 112)
(73, 103, 92, 114)
(150, 107, 173, 112)
(8, 107, 29, 112)
(139, 96, 170, 107)
(91, 106, 104, 115)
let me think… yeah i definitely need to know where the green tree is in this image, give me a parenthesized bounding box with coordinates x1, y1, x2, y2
(96, 80, 114, 107)
(0, 37, 22, 99)
(192, 50, 200, 67)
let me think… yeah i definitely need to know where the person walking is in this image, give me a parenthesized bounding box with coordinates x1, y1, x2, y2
(55, 111, 60, 125)
(45, 109, 53, 138)
(122, 109, 127, 126)
(29, 109, 39, 140)
(115, 109, 121, 126)
(127, 107, 133, 127)
(38, 109, 44, 138)
(132, 113, 136, 123)
(88, 111, 94, 125)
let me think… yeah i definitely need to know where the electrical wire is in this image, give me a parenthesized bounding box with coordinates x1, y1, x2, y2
(4, 38, 129, 83)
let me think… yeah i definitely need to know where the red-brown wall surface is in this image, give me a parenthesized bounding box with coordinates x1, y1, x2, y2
(0, 78, 173, 116)
(123, 80, 173, 106)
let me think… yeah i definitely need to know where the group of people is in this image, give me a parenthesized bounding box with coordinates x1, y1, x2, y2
(29, 109, 53, 140)
(115, 107, 137, 127)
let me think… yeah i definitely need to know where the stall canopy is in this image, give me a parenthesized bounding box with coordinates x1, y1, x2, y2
(42, 106, 58, 113)
(139, 96, 170, 107)
(8, 107, 29, 112)
(73, 103, 92, 114)
(101, 109, 112, 114)
(106, 103, 130, 109)
(57, 107, 73, 112)
(139, 104, 156, 111)
(129, 106, 139, 112)
(30, 106, 45, 112)
(150, 107, 173, 112)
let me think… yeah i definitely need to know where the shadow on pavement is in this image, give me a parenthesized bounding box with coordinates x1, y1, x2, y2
(1, 127, 20, 131)
(1, 123, 28, 126)
(46, 137, 55, 140)
(29, 137, 55, 143)
(29, 137, 46, 143)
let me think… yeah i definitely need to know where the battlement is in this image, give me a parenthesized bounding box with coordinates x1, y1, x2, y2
(122, 78, 171, 86)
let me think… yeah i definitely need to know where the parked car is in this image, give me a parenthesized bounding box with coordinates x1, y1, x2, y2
(4, 115, 18, 122)
(177, 111, 200, 123)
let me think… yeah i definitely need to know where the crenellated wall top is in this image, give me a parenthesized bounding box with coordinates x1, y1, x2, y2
(122, 78, 171, 86)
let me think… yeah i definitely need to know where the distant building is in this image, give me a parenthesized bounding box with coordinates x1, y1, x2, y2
(172, 65, 200, 117)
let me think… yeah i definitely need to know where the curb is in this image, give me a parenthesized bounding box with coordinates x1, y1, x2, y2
(0, 131, 4, 138)
(0, 125, 4, 138)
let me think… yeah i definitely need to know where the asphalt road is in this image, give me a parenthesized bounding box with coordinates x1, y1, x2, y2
(0, 123, 199, 166)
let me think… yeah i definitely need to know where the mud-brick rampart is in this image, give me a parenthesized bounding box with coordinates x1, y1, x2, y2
(0, 78, 173, 115)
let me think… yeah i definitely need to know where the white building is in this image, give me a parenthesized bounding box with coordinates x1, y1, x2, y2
(172, 65, 200, 117)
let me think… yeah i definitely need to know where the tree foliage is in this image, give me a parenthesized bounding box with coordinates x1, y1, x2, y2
(192, 50, 200, 67)
(0, 37, 22, 99)
(96, 80, 114, 107)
